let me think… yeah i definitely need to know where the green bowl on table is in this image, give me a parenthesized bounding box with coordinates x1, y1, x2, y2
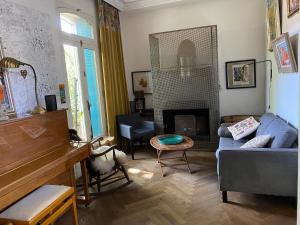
(158, 135, 184, 145)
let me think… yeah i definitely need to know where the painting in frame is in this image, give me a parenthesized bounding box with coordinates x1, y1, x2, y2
(272, 33, 298, 73)
(0, 38, 14, 113)
(226, 59, 256, 89)
(287, 0, 299, 17)
(266, 0, 281, 51)
(132, 71, 153, 94)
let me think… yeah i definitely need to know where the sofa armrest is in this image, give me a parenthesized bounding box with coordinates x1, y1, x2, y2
(218, 123, 233, 138)
(119, 124, 132, 139)
(217, 148, 298, 196)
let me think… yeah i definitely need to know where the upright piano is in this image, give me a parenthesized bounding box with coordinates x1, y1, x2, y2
(0, 109, 90, 212)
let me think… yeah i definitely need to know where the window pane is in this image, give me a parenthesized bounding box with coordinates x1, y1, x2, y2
(61, 17, 75, 34)
(60, 13, 93, 39)
(64, 44, 87, 140)
(77, 18, 93, 39)
(84, 48, 103, 137)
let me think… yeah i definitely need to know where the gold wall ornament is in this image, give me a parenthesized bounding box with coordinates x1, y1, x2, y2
(0, 38, 15, 113)
(20, 70, 27, 79)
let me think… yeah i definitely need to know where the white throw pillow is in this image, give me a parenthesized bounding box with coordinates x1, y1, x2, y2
(228, 117, 260, 140)
(240, 135, 272, 149)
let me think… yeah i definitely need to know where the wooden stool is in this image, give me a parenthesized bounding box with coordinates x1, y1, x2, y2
(0, 185, 78, 225)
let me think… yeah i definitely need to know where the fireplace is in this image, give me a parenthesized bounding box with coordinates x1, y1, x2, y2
(163, 109, 210, 140)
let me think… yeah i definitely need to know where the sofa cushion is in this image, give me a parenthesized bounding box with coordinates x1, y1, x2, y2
(228, 117, 260, 140)
(256, 113, 277, 136)
(219, 137, 248, 149)
(263, 118, 298, 148)
(216, 137, 248, 159)
(240, 135, 272, 149)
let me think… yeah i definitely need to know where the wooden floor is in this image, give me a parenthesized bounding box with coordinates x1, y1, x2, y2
(57, 148, 296, 225)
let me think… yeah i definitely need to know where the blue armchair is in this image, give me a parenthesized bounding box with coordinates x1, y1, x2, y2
(117, 113, 156, 160)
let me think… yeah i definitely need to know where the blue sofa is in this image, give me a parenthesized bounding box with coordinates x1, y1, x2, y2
(216, 113, 298, 202)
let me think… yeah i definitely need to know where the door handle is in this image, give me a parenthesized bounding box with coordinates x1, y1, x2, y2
(87, 100, 91, 112)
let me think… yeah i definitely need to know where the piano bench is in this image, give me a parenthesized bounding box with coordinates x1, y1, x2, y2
(0, 185, 78, 225)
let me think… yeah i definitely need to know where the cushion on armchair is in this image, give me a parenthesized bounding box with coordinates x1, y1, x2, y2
(91, 146, 127, 174)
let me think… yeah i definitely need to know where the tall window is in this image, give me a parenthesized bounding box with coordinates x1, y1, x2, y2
(60, 11, 103, 140)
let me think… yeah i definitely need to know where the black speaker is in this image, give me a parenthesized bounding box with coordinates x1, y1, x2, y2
(45, 95, 57, 111)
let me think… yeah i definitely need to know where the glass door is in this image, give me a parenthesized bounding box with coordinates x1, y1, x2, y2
(63, 42, 104, 140)
(84, 48, 103, 138)
(63, 43, 88, 140)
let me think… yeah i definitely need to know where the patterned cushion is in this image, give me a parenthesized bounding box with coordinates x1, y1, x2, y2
(240, 135, 272, 149)
(228, 117, 260, 141)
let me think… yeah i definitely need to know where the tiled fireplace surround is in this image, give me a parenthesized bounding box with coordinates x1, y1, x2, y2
(149, 26, 219, 150)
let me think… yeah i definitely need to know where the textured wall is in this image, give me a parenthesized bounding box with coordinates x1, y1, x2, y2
(0, 0, 58, 113)
(149, 26, 219, 138)
(267, 0, 299, 128)
(0, 0, 97, 118)
(120, 0, 266, 116)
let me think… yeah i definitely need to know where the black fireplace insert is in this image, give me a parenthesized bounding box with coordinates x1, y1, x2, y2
(163, 109, 210, 140)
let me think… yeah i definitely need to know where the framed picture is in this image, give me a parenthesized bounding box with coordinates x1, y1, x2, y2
(272, 33, 298, 73)
(226, 59, 256, 89)
(266, 0, 281, 51)
(0, 38, 14, 113)
(132, 71, 153, 94)
(287, 0, 299, 17)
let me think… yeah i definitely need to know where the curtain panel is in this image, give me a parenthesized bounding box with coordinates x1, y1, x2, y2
(96, 0, 130, 139)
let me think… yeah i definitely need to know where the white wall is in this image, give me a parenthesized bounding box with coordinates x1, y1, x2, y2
(56, 0, 97, 22)
(298, 16, 300, 225)
(120, 0, 267, 116)
(268, 0, 299, 128)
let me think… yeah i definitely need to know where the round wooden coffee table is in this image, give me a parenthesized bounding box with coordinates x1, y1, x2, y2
(150, 135, 194, 177)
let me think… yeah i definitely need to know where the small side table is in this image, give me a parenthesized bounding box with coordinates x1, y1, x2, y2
(150, 135, 194, 177)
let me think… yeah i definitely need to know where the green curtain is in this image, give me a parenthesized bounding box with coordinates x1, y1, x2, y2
(96, 0, 130, 139)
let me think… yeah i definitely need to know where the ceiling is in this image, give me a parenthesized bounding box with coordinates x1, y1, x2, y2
(104, 0, 186, 11)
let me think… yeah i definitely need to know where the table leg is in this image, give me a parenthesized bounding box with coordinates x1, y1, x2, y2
(79, 160, 91, 206)
(156, 149, 165, 177)
(183, 151, 192, 174)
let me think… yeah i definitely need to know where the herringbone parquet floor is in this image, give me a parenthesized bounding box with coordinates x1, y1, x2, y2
(57, 149, 296, 225)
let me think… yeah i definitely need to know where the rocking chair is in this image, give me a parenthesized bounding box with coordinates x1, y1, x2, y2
(86, 137, 131, 192)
